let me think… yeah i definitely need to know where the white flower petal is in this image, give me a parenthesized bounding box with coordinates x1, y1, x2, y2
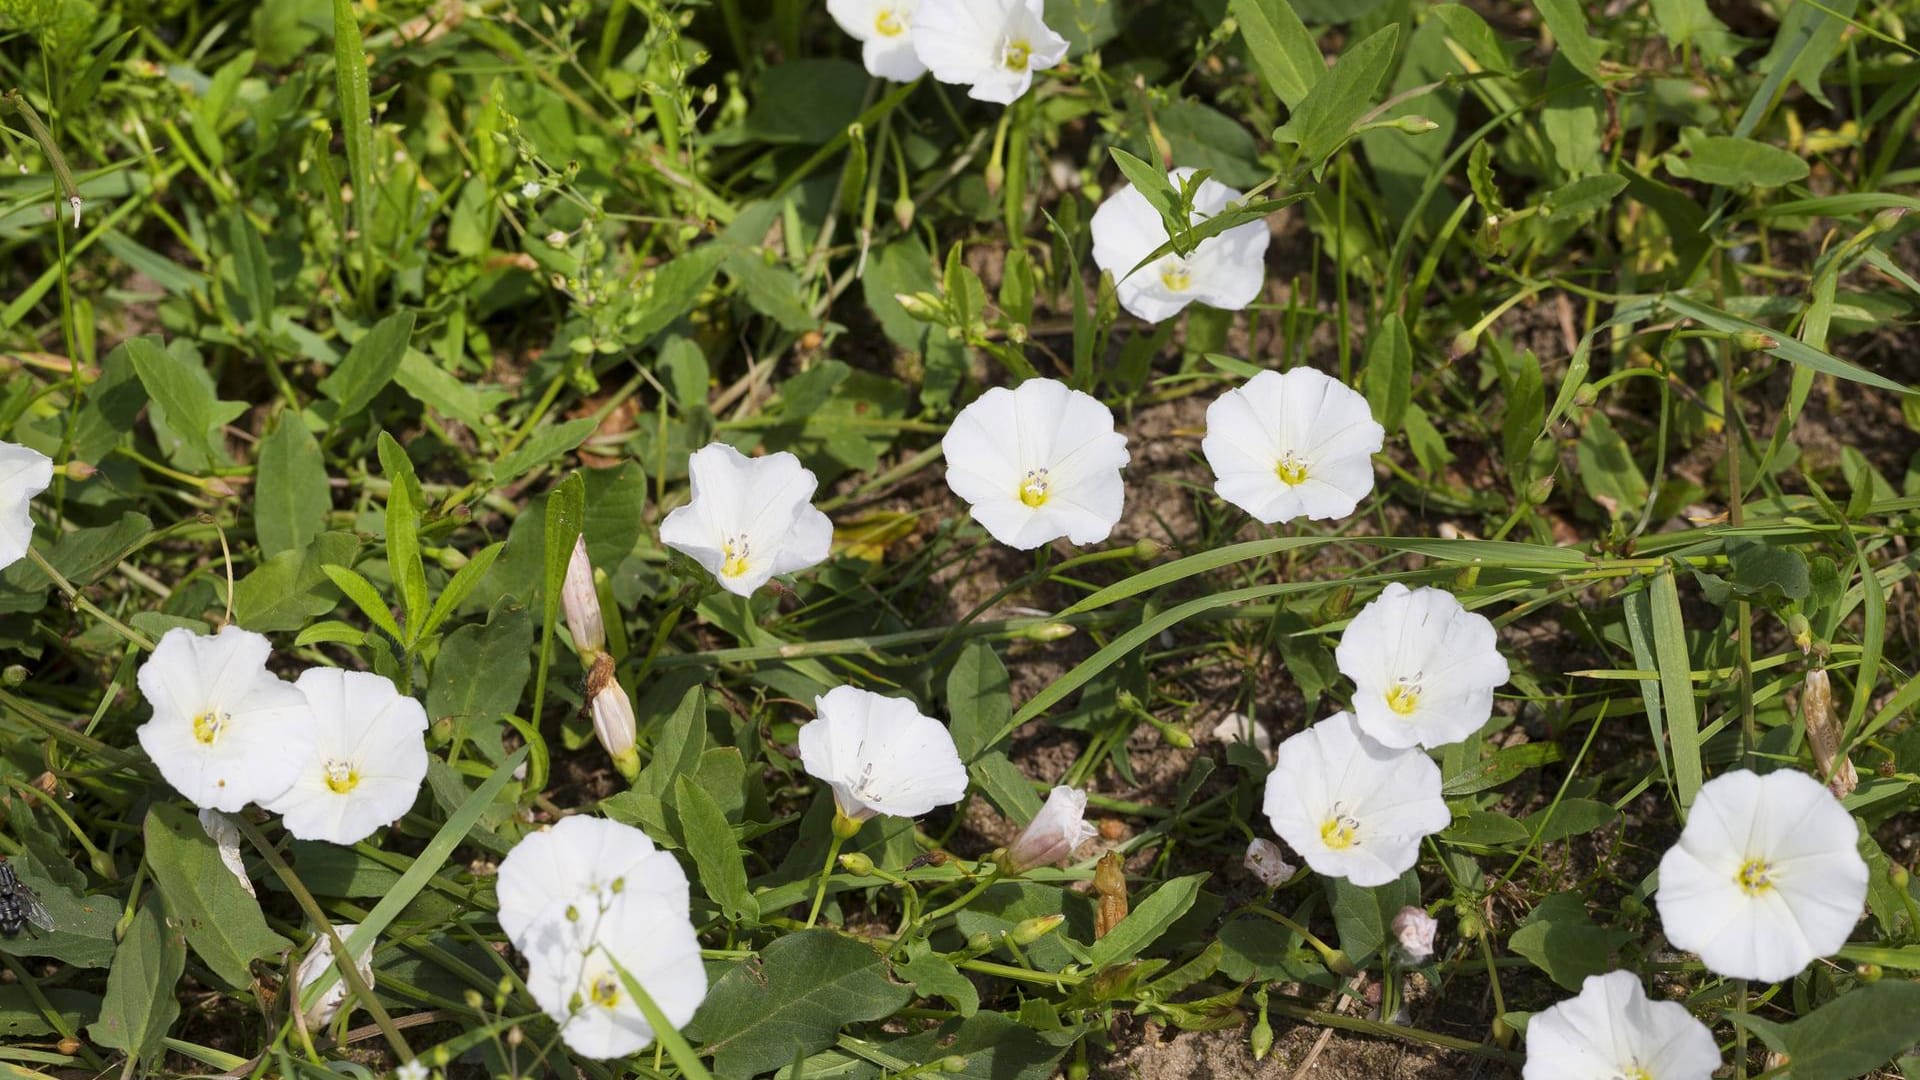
(1335, 583, 1508, 750)
(0, 441, 54, 571)
(660, 442, 831, 595)
(135, 626, 316, 812)
(1523, 971, 1719, 1080)
(496, 816, 690, 952)
(1261, 712, 1447, 887)
(911, 0, 1065, 104)
(797, 686, 968, 822)
(522, 890, 707, 1060)
(1202, 368, 1382, 525)
(259, 669, 429, 846)
(1091, 168, 1268, 323)
(295, 923, 376, 1029)
(942, 379, 1129, 551)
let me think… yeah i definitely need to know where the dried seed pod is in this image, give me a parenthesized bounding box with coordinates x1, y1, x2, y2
(1093, 851, 1128, 939)
(1802, 668, 1857, 798)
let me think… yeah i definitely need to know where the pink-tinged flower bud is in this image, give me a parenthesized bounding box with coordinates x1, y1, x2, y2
(562, 536, 605, 660)
(1391, 906, 1438, 965)
(1242, 839, 1293, 887)
(1004, 786, 1098, 873)
(586, 656, 639, 781)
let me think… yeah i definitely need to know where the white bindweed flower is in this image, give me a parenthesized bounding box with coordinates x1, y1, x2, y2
(1090, 167, 1270, 324)
(495, 816, 689, 952)
(1523, 970, 1720, 1080)
(562, 536, 605, 659)
(942, 378, 1130, 550)
(295, 923, 376, 1029)
(0, 441, 54, 571)
(197, 809, 255, 898)
(1005, 785, 1098, 872)
(136, 626, 316, 813)
(828, 0, 925, 80)
(1655, 768, 1869, 983)
(1202, 368, 1384, 524)
(260, 669, 429, 846)
(658, 442, 834, 597)
(1242, 838, 1295, 887)
(798, 686, 969, 828)
(1335, 583, 1510, 750)
(1261, 712, 1450, 887)
(912, 0, 1067, 104)
(522, 889, 708, 1060)
(1391, 906, 1438, 965)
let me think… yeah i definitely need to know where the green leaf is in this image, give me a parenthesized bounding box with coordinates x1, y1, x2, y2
(1744, 979, 1920, 1079)
(632, 245, 730, 343)
(1664, 131, 1811, 188)
(382, 449, 428, 642)
(640, 680, 710, 801)
(674, 776, 757, 923)
(0, 986, 99, 1039)
(1228, 0, 1322, 108)
(687, 929, 912, 1078)
(0, 849, 120, 969)
(491, 418, 596, 488)
(1361, 314, 1410, 429)
(1727, 540, 1811, 602)
(947, 641, 1011, 763)
(1507, 892, 1634, 991)
(1542, 174, 1628, 218)
(126, 337, 241, 464)
(1107, 148, 1187, 254)
(321, 562, 405, 642)
(1661, 295, 1915, 396)
(331, 0, 374, 241)
(1531, 0, 1604, 82)
(1155, 100, 1264, 189)
(898, 948, 978, 1017)
(1272, 24, 1401, 177)
(1649, 0, 1737, 61)
(1524, 798, 1617, 844)
(1430, 4, 1513, 75)
(1755, 0, 1858, 109)
(225, 209, 273, 333)
(318, 310, 416, 417)
(233, 532, 360, 633)
(1650, 569, 1704, 813)
(1442, 742, 1564, 796)
(426, 598, 533, 755)
(142, 804, 289, 989)
(253, 411, 329, 558)
(1086, 875, 1206, 969)
(970, 749, 1044, 824)
(87, 900, 186, 1068)
(419, 541, 505, 643)
(1327, 871, 1418, 965)
(1575, 411, 1649, 520)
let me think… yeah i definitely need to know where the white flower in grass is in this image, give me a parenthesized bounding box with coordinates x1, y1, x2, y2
(1261, 712, 1449, 887)
(1335, 583, 1510, 751)
(295, 923, 376, 1029)
(523, 889, 707, 1061)
(197, 809, 255, 898)
(798, 686, 969, 828)
(941, 378, 1130, 551)
(829, 0, 925, 81)
(1090, 167, 1269, 324)
(913, 0, 1067, 105)
(658, 442, 834, 597)
(0, 441, 53, 571)
(261, 669, 429, 846)
(1523, 970, 1720, 1080)
(1655, 768, 1869, 983)
(1005, 785, 1098, 872)
(495, 816, 689, 952)
(1242, 838, 1294, 887)
(1202, 368, 1384, 524)
(135, 626, 315, 813)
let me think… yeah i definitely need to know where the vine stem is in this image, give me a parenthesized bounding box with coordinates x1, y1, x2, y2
(24, 546, 155, 651)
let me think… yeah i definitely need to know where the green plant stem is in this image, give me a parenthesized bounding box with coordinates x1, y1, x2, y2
(24, 546, 155, 651)
(919, 871, 1000, 926)
(1264, 998, 1520, 1063)
(1243, 905, 1357, 976)
(807, 831, 852, 929)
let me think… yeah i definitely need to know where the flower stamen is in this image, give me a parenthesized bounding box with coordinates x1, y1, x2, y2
(873, 6, 905, 35)
(323, 759, 360, 794)
(1019, 468, 1051, 508)
(720, 536, 751, 579)
(1319, 805, 1361, 850)
(588, 971, 621, 1009)
(193, 710, 230, 745)
(1385, 675, 1422, 716)
(1000, 37, 1033, 70)
(1736, 857, 1775, 896)
(1159, 260, 1193, 292)
(1274, 452, 1309, 486)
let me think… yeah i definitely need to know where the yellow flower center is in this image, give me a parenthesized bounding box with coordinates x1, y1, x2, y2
(1160, 261, 1193, 292)
(1001, 38, 1032, 70)
(1386, 682, 1421, 716)
(874, 7, 904, 36)
(1319, 814, 1359, 850)
(720, 537, 751, 579)
(1018, 468, 1050, 508)
(323, 759, 360, 794)
(1736, 857, 1775, 896)
(589, 972, 621, 1009)
(1274, 453, 1309, 486)
(1617, 1067, 1653, 1080)
(193, 710, 229, 745)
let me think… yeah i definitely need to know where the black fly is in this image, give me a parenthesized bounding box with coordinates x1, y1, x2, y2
(0, 857, 55, 937)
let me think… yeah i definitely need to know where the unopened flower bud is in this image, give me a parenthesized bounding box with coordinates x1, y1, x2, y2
(1024, 621, 1076, 642)
(965, 931, 992, 954)
(1872, 206, 1908, 232)
(1734, 330, 1778, 351)
(1857, 962, 1883, 982)
(464, 989, 486, 1009)
(1391, 906, 1438, 965)
(1393, 115, 1439, 134)
(1572, 383, 1598, 407)
(1891, 863, 1910, 890)
(1250, 989, 1274, 1060)
(1242, 838, 1294, 887)
(561, 536, 604, 660)
(1449, 330, 1478, 358)
(894, 291, 941, 320)
(1009, 913, 1065, 945)
(1457, 910, 1485, 940)
(839, 852, 874, 876)
(1788, 613, 1813, 653)
(1525, 476, 1555, 504)
(1004, 786, 1097, 874)
(587, 658, 640, 782)
(56, 1037, 80, 1056)
(1, 664, 25, 687)
(894, 192, 915, 231)
(1132, 537, 1164, 560)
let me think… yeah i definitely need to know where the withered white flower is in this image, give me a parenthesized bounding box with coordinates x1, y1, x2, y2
(828, 0, 925, 80)
(1090, 167, 1269, 324)
(798, 685, 969, 828)
(261, 669, 429, 846)
(1242, 838, 1295, 888)
(658, 442, 834, 597)
(0, 441, 54, 572)
(1655, 768, 1869, 983)
(1261, 712, 1449, 887)
(1005, 785, 1098, 872)
(295, 923, 376, 1029)
(1523, 970, 1720, 1080)
(135, 626, 315, 813)
(1335, 583, 1510, 750)
(1202, 368, 1384, 524)
(942, 378, 1130, 551)
(912, 0, 1067, 104)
